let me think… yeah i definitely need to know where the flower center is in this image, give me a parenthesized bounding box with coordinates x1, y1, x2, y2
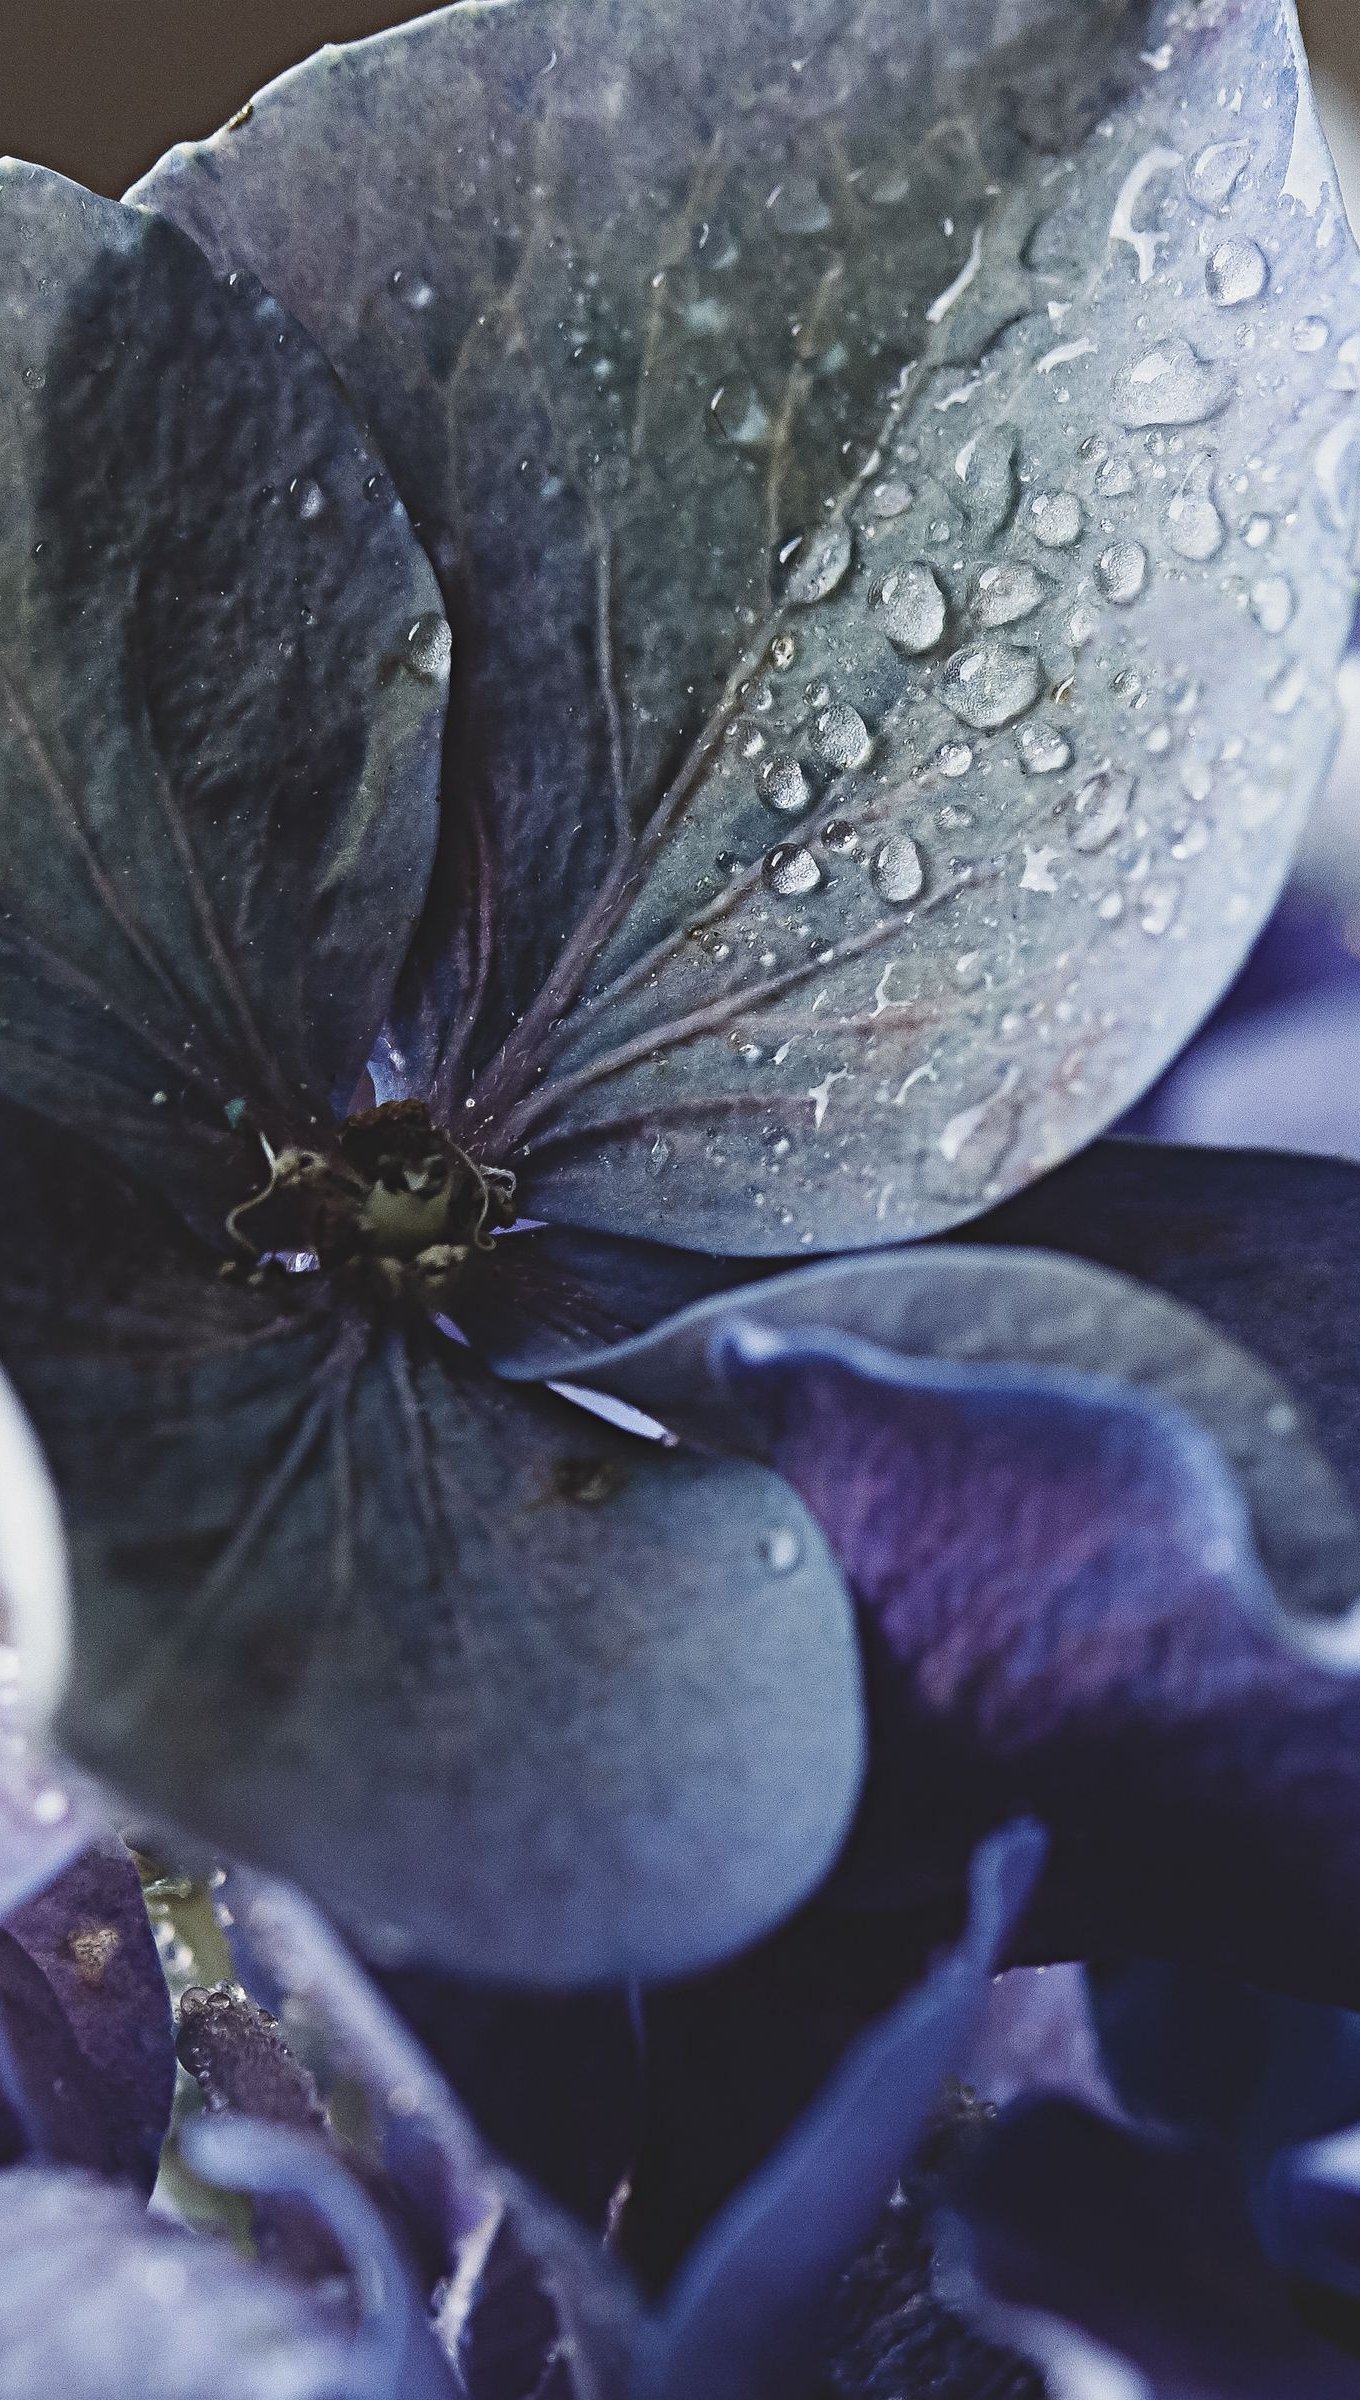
(226, 1100, 516, 1306)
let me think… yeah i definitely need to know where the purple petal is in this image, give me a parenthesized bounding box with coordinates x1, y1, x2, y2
(718, 1318, 1360, 2005)
(5, 1836, 173, 2190)
(134, 3, 1360, 1252)
(954, 2098, 1360, 2398)
(634, 1824, 1045, 2400)
(963, 1137, 1360, 1527)
(0, 165, 444, 1235)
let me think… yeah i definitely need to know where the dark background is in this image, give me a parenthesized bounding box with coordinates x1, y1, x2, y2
(0, 0, 1351, 197)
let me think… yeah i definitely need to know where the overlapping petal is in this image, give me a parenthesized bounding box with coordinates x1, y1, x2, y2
(132, 0, 1360, 1250)
(0, 164, 446, 1236)
(706, 1315, 1360, 2003)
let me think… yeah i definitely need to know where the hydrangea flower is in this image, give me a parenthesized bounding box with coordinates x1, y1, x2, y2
(8, 0, 1360, 2388)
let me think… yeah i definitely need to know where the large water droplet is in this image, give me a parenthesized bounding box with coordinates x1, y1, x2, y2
(940, 642, 1042, 730)
(1251, 573, 1296, 635)
(1206, 237, 1268, 305)
(765, 843, 823, 897)
(1294, 316, 1331, 354)
(958, 426, 1020, 541)
(1187, 140, 1252, 209)
(876, 563, 947, 653)
(1017, 722, 1074, 775)
(1030, 490, 1084, 548)
(1114, 338, 1231, 428)
(813, 702, 871, 769)
(770, 632, 799, 670)
(289, 475, 326, 521)
(404, 614, 452, 679)
(937, 741, 974, 777)
(785, 522, 853, 605)
(1097, 542, 1148, 604)
(758, 753, 812, 814)
(1166, 493, 1225, 560)
(1070, 769, 1134, 852)
(871, 834, 925, 904)
(767, 176, 832, 236)
(972, 561, 1048, 626)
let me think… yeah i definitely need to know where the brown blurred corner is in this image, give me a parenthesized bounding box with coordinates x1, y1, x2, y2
(0, 3, 448, 195)
(0, 0, 1357, 199)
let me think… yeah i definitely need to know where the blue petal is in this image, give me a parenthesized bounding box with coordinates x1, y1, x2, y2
(133, 0, 1360, 1252)
(0, 165, 444, 1235)
(633, 1824, 1045, 2400)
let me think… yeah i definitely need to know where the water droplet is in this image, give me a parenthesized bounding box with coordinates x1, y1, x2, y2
(1096, 455, 1136, 498)
(972, 561, 1048, 627)
(1251, 573, 1295, 635)
(1186, 139, 1252, 209)
(648, 1136, 671, 1175)
(1097, 889, 1125, 921)
(785, 521, 853, 605)
(404, 614, 452, 679)
(289, 476, 326, 521)
(1171, 818, 1210, 860)
(813, 702, 871, 769)
(875, 562, 947, 653)
(770, 632, 798, 670)
(1114, 338, 1230, 428)
(1030, 490, 1084, 548)
(1293, 315, 1331, 353)
(1206, 237, 1268, 305)
(708, 378, 772, 445)
(762, 1526, 804, 1573)
(871, 478, 913, 518)
(726, 715, 767, 760)
(940, 641, 1042, 730)
(1139, 878, 1181, 937)
(1097, 541, 1148, 604)
(1167, 493, 1225, 560)
(1070, 769, 1134, 852)
(758, 753, 812, 814)
(767, 176, 832, 236)
(1017, 722, 1073, 775)
(938, 740, 974, 777)
(765, 843, 824, 897)
(871, 834, 925, 904)
(1243, 514, 1274, 549)
(958, 426, 1020, 540)
(31, 1787, 69, 1826)
(822, 819, 859, 853)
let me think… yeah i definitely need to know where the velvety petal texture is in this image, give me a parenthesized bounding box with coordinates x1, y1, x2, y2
(134, 0, 1360, 1250)
(715, 1318, 1360, 2003)
(0, 164, 446, 1234)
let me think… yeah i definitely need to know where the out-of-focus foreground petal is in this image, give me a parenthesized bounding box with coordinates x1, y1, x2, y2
(134, 0, 1360, 1253)
(713, 1316, 1360, 2004)
(0, 1107, 863, 1984)
(633, 1823, 1045, 2400)
(0, 162, 445, 1234)
(0, 2154, 447, 2400)
(0, 1837, 173, 2190)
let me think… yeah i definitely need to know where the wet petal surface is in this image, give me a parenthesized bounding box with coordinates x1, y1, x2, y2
(134, 0, 1360, 1251)
(0, 166, 445, 1233)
